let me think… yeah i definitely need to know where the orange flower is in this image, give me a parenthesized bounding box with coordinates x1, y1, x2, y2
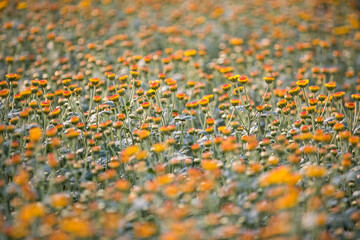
(137, 130, 150, 140)
(277, 99, 287, 108)
(296, 79, 309, 88)
(60, 217, 94, 238)
(47, 152, 59, 168)
(345, 102, 355, 110)
(29, 127, 42, 142)
(114, 179, 131, 191)
(133, 222, 157, 238)
(136, 150, 149, 161)
(176, 93, 186, 100)
(206, 118, 215, 126)
(201, 159, 219, 171)
(274, 187, 299, 210)
(256, 105, 264, 112)
(305, 165, 327, 177)
(309, 85, 320, 93)
(198, 179, 215, 192)
(49, 193, 71, 209)
(230, 99, 240, 106)
(259, 166, 301, 187)
(263, 77, 274, 84)
(89, 78, 100, 85)
(6, 73, 19, 81)
(121, 145, 139, 163)
(163, 184, 180, 198)
(220, 139, 236, 152)
(0, 89, 10, 98)
(238, 76, 249, 84)
(93, 95, 102, 103)
(288, 87, 300, 96)
(334, 91, 345, 100)
(199, 98, 209, 106)
(155, 174, 174, 185)
(141, 101, 151, 109)
(232, 162, 246, 173)
(351, 93, 360, 101)
(325, 82, 336, 91)
(19, 202, 45, 224)
(334, 123, 344, 131)
(109, 94, 120, 102)
(152, 143, 167, 153)
(229, 37, 244, 46)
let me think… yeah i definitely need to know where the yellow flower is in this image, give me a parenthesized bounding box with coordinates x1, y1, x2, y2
(29, 127, 42, 142)
(309, 85, 320, 93)
(238, 75, 249, 84)
(0, 89, 9, 98)
(263, 77, 274, 84)
(324, 82, 336, 91)
(296, 79, 309, 88)
(201, 159, 219, 171)
(332, 26, 350, 35)
(184, 49, 197, 57)
(199, 98, 209, 106)
(121, 145, 139, 163)
(259, 166, 301, 187)
(137, 130, 150, 140)
(152, 143, 167, 153)
(123, 145, 139, 156)
(304, 165, 327, 177)
(0, 1, 8, 10)
(136, 150, 149, 161)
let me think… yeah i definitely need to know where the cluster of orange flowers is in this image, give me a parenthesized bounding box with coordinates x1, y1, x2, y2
(0, 0, 360, 239)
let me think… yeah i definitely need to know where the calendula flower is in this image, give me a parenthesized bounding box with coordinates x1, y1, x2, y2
(325, 82, 336, 91)
(274, 187, 299, 209)
(89, 78, 100, 85)
(229, 37, 244, 45)
(0, 89, 10, 98)
(29, 127, 42, 142)
(198, 98, 208, 106)
(19, 202, 45, 223)
(351, 93, 360, 101)
(201, 159, 219, 171)
(141, 102, 151, 109)
(345, 102, 355, 110)
(296, 79, 309, 88)
(60, 217, 94, 238)
(263, 77, 274, 84)
(238, 75, 249, 84)
(309, 85, 320, 93)
(49, 193, 71, 209)
(305, 165, 327, 177)
(133, 222, 157, 238)
(6, 73, 19, 81)
(152, 143, 167, 153)
(230, 99, 241, 106)
(184, 49, 197, 57)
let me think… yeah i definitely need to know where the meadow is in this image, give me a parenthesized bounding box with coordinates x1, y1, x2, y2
(0, 0, 360, 239)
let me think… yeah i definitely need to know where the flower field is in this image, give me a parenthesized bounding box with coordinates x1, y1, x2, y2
(1, 0, 360, 239)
